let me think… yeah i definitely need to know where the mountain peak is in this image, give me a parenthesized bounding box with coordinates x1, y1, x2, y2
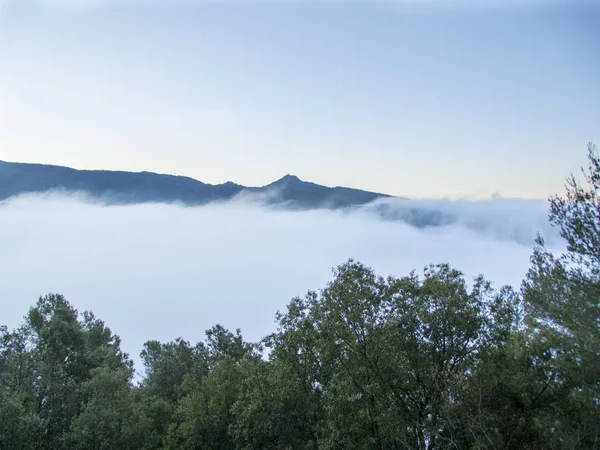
(272, 174, 301, 184)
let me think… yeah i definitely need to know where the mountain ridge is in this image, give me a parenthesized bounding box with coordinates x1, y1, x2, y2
(0, 160, 552, 244)
(0, 160, 391, 209)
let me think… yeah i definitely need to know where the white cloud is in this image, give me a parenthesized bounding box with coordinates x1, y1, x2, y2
(0, 193, 562, 375)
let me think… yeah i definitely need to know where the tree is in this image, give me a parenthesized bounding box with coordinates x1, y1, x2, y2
(232, 356, 321, 449)
(140, 338, 207, 404)
(69, 366, 137, 450)
(166, 355, 246, 450)
(0, 294, 133, 449)
(0, 388, 44, 449)
(263, 260, 519, 450)
(522, 142, 600, 447)
(138, 325, 259, 449)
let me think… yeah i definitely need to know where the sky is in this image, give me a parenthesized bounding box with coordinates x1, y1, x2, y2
(0, 0, 598, 198)
(0, 191, 562, 373)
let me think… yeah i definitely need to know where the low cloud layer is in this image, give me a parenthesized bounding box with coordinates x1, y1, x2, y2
(0, 193, 561, 373)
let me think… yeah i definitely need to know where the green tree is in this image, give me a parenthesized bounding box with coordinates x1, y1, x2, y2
(166, 355, 246, 450)
(263, 260, 519, 450)
(141, 337, 207, 404)
(522, 142, 600, 447)
(0, 294, 133, 449)
(69, 366, 137, 450)
(232, 357, 321, 450)
(138, 325, 259, 449)
(0, 388, 44, 449)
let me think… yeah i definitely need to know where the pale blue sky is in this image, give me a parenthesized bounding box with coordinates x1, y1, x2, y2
(0, 0, 598, 198)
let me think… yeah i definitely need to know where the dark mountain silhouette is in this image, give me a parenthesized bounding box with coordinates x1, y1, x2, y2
(0, 160, 543, 243)
(0, 160, 390, 209)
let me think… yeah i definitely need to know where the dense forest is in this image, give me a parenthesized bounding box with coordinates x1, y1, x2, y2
(2, 145, 599, 450)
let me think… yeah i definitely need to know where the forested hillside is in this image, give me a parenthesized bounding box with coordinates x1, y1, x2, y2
(1, 145, 599, 449)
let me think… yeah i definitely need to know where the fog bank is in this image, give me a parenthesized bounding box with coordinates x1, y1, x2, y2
(0, 193, 561, 373)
